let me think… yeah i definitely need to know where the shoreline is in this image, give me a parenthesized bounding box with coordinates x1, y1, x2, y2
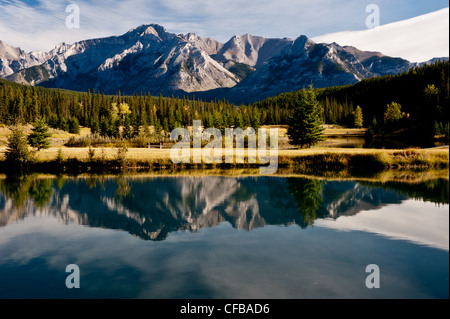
(0, 146, 448, 175)
(2, 167, 447, 183)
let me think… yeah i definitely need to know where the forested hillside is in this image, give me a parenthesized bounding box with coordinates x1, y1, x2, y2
(0, 61, 448, 141)
(252, 61, 449, 137)
(0, 80, 290, 139)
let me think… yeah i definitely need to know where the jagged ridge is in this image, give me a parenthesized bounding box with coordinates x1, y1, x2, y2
(1, 24, 436, 104)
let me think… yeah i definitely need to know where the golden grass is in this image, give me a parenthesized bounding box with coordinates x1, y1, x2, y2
(278, 147, 449, 166)
(32, 147, 172, 161)
(0, 145, 446, 175)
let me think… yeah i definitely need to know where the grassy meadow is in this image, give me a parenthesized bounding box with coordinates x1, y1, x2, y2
(0, 124, 448, 174)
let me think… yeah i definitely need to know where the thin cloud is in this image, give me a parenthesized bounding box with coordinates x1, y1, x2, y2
(0, 0, 448, 52)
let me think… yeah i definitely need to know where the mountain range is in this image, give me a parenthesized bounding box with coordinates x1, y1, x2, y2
(0, 24, 446, 104)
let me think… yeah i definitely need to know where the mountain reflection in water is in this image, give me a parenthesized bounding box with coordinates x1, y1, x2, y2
(1, 175, 448, 242)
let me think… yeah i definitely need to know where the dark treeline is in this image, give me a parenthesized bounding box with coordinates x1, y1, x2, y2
(319, 60, 449, 133)
(0, 79, 290, 140)
(252, 61, 449, 136)
(362, 178, 449, 205)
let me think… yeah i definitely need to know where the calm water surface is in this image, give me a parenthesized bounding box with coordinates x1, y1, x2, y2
(0, 175, 448, 299)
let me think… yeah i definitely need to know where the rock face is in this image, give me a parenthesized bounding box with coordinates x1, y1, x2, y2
(0, 23, 422, 103)
(0, 40, 50, 79)
(212, 34, 293, 68)
(3, 25, 240, 95)
(200, 36, 414, 104)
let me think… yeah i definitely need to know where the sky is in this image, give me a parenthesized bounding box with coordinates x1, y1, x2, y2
(0, 0, 449, 57)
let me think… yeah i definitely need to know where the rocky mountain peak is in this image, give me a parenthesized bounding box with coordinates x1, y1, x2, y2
(213, 33, 292, 68)
(281, 35, 314, 57)
(0, 40, 23, 60)
(124, 24, 173, 44)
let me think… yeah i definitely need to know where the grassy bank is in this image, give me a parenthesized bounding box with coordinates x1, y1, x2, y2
(277, 147, 449, 171)
(0, 146, 447, 175)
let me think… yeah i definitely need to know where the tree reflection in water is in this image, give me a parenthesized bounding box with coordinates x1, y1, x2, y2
(0, 175, 53, 209)
(286, 177, 324, 226)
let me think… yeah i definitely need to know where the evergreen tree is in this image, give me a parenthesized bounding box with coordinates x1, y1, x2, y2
(110, 118, 120, 138)
(235, 112, 245, 129)
(287, 87, 325, 148)
(424, 84, 440, 117)
(67, 117, 80, 134)
(27, 117, 51, 151)
(131, 112, 141, 138)
(175, 109, 183, 126)
(251, 108, 261, 130)
(99, 116, 109, 137)
(122, 115, 132, 139)
(244, 111, 252, 128)
(5, 126, 32, 168)
(434, 121, 442, 136)
(90, 117, 99, 135)
(142, 114, 150, 137)
(203, 112, 213, 128)
(168, 108, 176, 131)
(163, 117, 169, 133)
(58, 116, 69, 131)
(213, 110, 224, 132)
(154, 117, 163, 142)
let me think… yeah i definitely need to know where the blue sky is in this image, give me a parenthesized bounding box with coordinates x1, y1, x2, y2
(0, 0, 448, 51)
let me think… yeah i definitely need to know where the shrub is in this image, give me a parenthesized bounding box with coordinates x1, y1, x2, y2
(115, 140, 128, 167)
(87, 147, 96, 161)
(68, 117, 80, 134)
(55, 147, 64, 164)
(5, 126, 32, 169)
(131, 133, 149, 148)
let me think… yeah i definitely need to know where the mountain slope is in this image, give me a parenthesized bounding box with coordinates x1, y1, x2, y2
(0, 23, 432, 104)
(198, 36, 413, 104)
(6, 25, 240, 95)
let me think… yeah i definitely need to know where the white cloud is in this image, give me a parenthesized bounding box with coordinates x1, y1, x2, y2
(312, 7, 450, 63)
(315, 200, 449, 251)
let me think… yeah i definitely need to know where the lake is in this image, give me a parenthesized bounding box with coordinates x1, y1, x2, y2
(0, 175, 448, 299)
